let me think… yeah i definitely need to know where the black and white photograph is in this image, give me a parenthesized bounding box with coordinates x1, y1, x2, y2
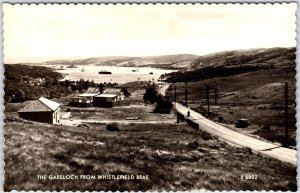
(3, 3, 298, 191)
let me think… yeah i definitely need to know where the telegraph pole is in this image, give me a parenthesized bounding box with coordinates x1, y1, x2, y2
(214, 87, 219, 105)
(185, 81, 188, 106)
(169, 87, 172, 101)
(174, 85, 177, 103)
(206, 85, 210, 116)
(284, 81, 289, 147)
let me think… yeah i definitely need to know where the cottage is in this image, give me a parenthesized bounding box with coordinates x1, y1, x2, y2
(70, 87, 100, 107)
(18, 97, 61, 124)
(70, 96, 92, 107)
(93, 87, 126, 107)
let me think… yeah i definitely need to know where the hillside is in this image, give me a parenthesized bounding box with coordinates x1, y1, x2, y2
(4, 64, 71, 102)
(164, 47, 295, 82)
(4, 119, 296, 191)
(190, 47, 295, 70)
(165, 47, 296, 146)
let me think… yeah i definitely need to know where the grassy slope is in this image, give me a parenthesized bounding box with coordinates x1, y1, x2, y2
(4, 120, 296, 191)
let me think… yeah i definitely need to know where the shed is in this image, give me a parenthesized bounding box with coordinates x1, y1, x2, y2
(18, 97, 61, 124)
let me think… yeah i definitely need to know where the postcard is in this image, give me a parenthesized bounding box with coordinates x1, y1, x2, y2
(3, 3, 297, 191)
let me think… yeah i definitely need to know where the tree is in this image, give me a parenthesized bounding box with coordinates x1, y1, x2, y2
(143, 86, 157, 104)
(122, 87, 131, 97)
(15, 90, 25, 102)
(154, 94, 173, 114)
(4, 95, 11, 103)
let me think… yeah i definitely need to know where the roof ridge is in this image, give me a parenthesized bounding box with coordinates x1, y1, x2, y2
(38, 97, 60, 111)
(38, 97, 54, 111)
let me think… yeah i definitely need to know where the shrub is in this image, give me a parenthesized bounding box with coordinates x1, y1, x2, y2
(106, 123, 120, 131)
(261, 124, 271, 132)
(143, 86, 157, 104)
(187, 140, 199, 149)
(154, 94, 173, 114)
(235, 119, 250, 128)
(202, 131, 214, 140)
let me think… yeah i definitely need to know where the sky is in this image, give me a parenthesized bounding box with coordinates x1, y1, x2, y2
(3, 3, 297, 63)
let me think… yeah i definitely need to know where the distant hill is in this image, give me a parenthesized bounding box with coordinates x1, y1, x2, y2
(164, 47, 296, 82)
(7, 47, 295, 71)
(119, 54, 199, 69)
(43, 56, 140, 66)
(13, 54, 199, 70)
(190, 47, 295, 70)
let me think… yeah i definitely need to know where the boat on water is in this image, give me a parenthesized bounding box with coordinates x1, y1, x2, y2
(149, 72, 153, 75)
(99, 70, 112, 74)
(67, 64, 77, 68)
(132, 69, 139, 72)
(81, 67, 85, 72)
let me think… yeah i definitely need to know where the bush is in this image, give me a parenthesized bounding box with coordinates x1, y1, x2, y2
(261, 124, 271, 132)
(143, 86, 157, 104)
(106, 123, 120, 131)
(154, 94, 173, 114)
(187, 140, 199, 149)
(202, 131, 214, 140)
(235, 119, 250, 128)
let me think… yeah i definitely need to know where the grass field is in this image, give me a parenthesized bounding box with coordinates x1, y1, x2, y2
(4, 119, 296, 191)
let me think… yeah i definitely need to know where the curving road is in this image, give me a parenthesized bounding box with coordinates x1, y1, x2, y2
(159, 84, 297, 166)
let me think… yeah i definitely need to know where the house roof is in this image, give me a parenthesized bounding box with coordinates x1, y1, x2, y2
(18, 97, 60, 113)
(79, 93, 99, 97)
(86, 87, 100, 94)
(95, 94, 117, 98)
(79, 87, 100, 97)
(103, 87, 123, 95)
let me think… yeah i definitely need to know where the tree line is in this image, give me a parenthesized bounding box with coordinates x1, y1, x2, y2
(162, 63, 274, 83)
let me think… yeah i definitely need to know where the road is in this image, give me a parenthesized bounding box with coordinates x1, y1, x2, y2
(158, 83, 170, 96)
(158, 84, 297, 166)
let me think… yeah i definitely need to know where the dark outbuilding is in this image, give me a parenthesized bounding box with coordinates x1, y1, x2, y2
(18, 97, 61, 124)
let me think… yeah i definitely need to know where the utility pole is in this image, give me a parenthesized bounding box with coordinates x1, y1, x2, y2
(169, 86, 172, 101)
(185, 81, 188, 107)
(215, 87, 219, 105)
(174, 85, 177, 103)
(206, 85, 210, 116)
(284, 81, 289, 147)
